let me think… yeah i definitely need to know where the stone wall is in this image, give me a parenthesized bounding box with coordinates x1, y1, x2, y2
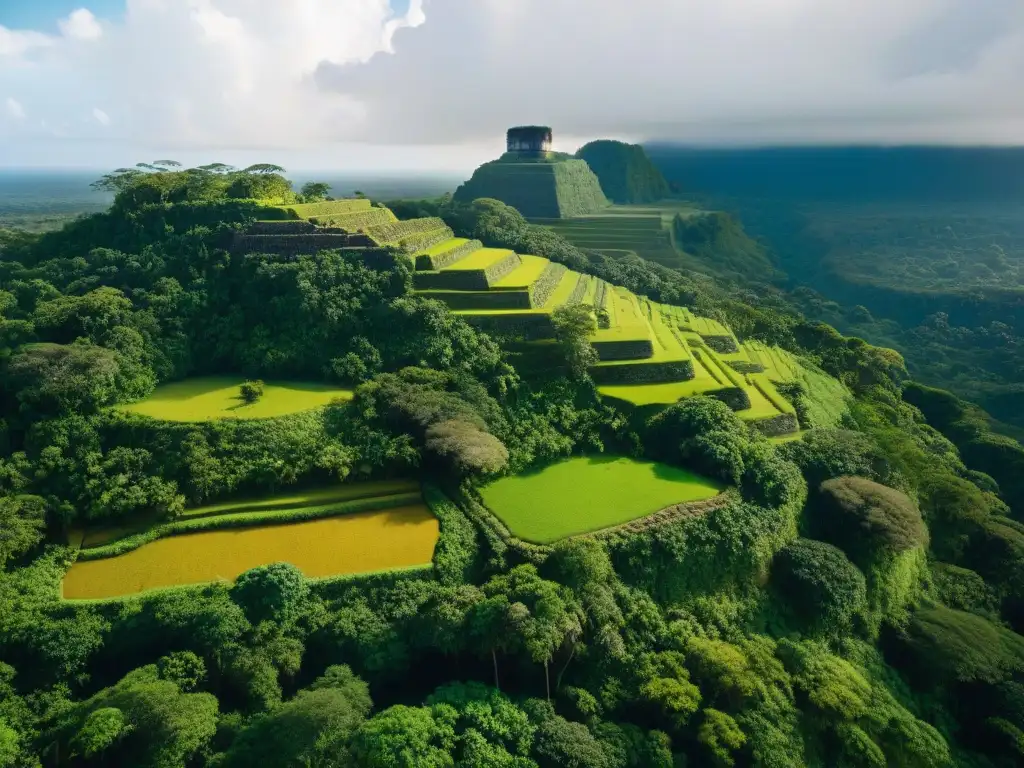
(528, 263, 568, 308)
(591, 359, 695, 384)
(416, 240, 483, 271)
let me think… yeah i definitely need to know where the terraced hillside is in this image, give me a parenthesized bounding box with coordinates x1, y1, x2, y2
(534, 203, 703, 268)
(237, 200, 803, 437)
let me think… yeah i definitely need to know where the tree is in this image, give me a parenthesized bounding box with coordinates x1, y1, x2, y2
(815, 476, 928, 565)
(230, 563, 309, 625)
(226, 173, 293, 201)
(471, 565, 584, 700)
(772, 538, 867, 635)
(779, 428, 886, 488)
(551, 304, 597, 378)
(239, 379, 265, 404)
(645, 396, 749, 483)
(424, 419, 509, 476)
(243, 164, 287, 175)
(899, 606, 1024, 685)
(70, 707, 131, 759)
(300, 182, 331, 201)
(0, 719, 18, 768)
(221, 665, 371, 768)
(533, 714, 612, 768)
(4, 342, 122, 417)
(0, 494, 45, 567)
(157, 652, 206, 692)
(350, 705, 455, 768)
(698, 709, 746, 767)
(53, 667, 219, 768)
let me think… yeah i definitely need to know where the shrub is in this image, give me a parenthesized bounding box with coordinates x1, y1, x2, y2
(898, 606, 1024, 685)
(230, 562, 309, 625)
(239, 379, 264, 403)
(815, 476, 928, 565)
(425, 419, 509, 477)
(773, 538, 867, 634)
(779, 429, 884, 488)
(930, 562, 1000, 619)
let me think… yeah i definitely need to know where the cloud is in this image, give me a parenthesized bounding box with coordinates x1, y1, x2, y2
(92, 107, 110, 126)
(0, 0, 1022, 167)
(0, 0, 425, 153)
(59, 9, 104, 41)
(317, 0, 1024, 146)
(5, 97, 25, 120)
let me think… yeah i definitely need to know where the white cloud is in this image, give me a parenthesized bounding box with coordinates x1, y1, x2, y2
(0, 0, 1022, 169)
(5, 97, 25, 120)
(59, 9, 104, 41)
(317, 0, 1024, 146)
(92, 107, 110, 126)
(0, 0, 425, 155)
(0, 26, 54, 57)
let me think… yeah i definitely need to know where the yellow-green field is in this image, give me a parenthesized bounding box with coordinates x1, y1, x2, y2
(63, 505, 439, 600)
(480, 455, 722, 543)
(77, 479, 420, 549)
(118, 376, 353, 422)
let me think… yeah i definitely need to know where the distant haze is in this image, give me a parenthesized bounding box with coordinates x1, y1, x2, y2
(1, 1, 1023, 169)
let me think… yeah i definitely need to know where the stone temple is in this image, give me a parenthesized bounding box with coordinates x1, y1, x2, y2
(453, 126, 608, 218)
(506, 126, 554, 154)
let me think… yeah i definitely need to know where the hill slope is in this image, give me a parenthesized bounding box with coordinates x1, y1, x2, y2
(576, 139, 670, 203)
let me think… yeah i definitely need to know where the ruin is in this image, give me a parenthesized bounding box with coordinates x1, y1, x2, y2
(506, 125, 554, 154)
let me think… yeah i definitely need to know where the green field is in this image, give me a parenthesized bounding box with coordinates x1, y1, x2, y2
(118, 376, 353, 422)
(480, 455, 722, 543)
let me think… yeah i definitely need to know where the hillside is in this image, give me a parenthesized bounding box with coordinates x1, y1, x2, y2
(576, 139, 671, 203)
(1, 163, 1023, 768)
(646, 146, 1024, 436)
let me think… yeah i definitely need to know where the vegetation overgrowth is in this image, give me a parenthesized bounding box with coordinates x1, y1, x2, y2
(0, 158, 1021, 768)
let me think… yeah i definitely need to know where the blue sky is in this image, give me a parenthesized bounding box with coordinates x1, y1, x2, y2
(0, 0, 411, 30)
(0, 0, 121, 30)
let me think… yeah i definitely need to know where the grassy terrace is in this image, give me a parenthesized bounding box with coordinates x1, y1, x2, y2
(480, 455, 722, 543)
(598, 350, 730, 405)
(78, 480, 421, 549)
(418, 237, 472, 257)
(533, 205, 687, 265)
(491, 255, 551, 288)
(592, 288, 654, 344)
(745, 340, 802, 380)
(442, 247, 513, 270)
(64, 504, 438, 600)
(117, 376, 353, 422)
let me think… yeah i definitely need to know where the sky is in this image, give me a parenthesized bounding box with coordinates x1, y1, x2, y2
(1, 0, 1022, 171)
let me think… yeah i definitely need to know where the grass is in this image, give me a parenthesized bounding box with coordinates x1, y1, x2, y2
(492, 255, 551, 288)
(541, 270, 583, 309)
(118, 376, 353, 422)
(443, 247, 514, 271)
(445, 268, 582, 316)
(62, 504, 439, 600)
(480, 455, 722, 543)
(420, 237, 471, 256)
